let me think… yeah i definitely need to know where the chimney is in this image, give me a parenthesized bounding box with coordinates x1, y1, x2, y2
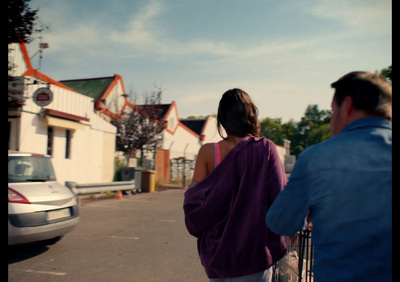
(283, 139, 291, 156)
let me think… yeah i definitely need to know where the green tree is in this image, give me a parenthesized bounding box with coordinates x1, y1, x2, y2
(308, 123, 331, 146)
(379, 65, 392, 84)
(8, 0, 38, 44)
(111, 86, 166, 167)
(281, 119, 303, 156)
(260, 117, 283, 145)
(297, 104, 331, 149)
(298, 105, 331, 131)
(260, 104, 332, 157)
(8, 0, 38, 108)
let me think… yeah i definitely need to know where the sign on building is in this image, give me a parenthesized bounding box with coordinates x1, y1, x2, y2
(33, 88, 53, 107)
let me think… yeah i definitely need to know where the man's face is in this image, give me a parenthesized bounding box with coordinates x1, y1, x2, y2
(330, 98, 346, 136)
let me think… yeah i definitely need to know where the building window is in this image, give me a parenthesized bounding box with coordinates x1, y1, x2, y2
(65, 129, 71, 159)
(47, 127, 53, 156)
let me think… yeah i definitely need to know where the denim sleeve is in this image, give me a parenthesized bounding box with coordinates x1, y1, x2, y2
(265, 153, 310, 237)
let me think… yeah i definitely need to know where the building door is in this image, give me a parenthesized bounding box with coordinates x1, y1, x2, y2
(155, 149, 170, 185)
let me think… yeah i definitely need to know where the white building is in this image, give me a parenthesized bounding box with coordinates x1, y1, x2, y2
(8, 42, 117, 184)
(8, 42, 292, 187)
(60, 75, 224, 163)
(160, 103, 223, 160)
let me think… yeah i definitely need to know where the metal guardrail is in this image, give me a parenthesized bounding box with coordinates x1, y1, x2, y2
(273, 231, 314, 282)
(65, 181, 136, 204)
(273, 217, 314, 282)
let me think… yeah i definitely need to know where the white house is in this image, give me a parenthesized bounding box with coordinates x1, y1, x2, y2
(60, 75, 223, 164)
(8, 41, 292, 187)
(160, 103, 223, 160)
(8, 42, 117, 184)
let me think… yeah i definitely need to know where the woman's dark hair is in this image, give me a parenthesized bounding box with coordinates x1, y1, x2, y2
(217, 88, 260, 139)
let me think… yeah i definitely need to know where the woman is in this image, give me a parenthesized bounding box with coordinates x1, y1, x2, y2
(183, 89, 287, 282)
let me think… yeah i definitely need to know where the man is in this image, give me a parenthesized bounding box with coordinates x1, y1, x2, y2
(266, 71, 392, 281)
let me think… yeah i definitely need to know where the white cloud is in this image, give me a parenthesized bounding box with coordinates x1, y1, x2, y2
(310, 0, 391, 35)
(26, 0, 390, 121)
(48, 24, 103, 50)
(110, 0, 162, 47)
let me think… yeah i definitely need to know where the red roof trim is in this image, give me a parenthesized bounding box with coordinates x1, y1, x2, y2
(163, 102, 179, 134)
(19, 42, 77, 92)
(100, 75, 118, 100)
(95, 74, 128, 118)
(164, 101, 176, 120)
(24, 69, 76, 91)
(121, 100, 203, 140)
(102, 108, 119, 119)
(47, 109, 89, 122)
(119, 75, 127, 94)
(18, 41, 33, 70)
(201, 115, 212, 136)
(161, 102, 200, 138)
(177, 121, 200, 139)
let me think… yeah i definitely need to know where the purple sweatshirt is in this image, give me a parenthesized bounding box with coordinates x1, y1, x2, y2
(183, 136, 287, 278)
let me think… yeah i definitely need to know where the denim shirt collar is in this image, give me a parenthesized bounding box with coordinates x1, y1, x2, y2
(341, 117, 392, 134)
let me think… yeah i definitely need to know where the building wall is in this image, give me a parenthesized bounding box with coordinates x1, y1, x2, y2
(160, 103, 201, 160)
(8, 43, 117, 185)
(16, 106, 116, 184)
(164, 103, 179, 134)
(275, 145, 286, 166)
(8, 44, 28, 76)
(22, 83, 92, 122)
(104, 78, 126, 116)
(102, 131, 117, 182)
(162, 125, 201, 160)
(202, 116, 223, 144)
(18, 111, 48, 153)
(47, 116, 116, 184)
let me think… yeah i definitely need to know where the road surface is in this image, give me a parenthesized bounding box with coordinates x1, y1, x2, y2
(9, 189, 208, 282)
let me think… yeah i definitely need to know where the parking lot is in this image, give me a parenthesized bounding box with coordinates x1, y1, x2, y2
(8, 189, 208, 282)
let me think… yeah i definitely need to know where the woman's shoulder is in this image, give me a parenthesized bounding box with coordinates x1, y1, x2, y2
(196, 143, 217, 164)
(193, 142, 217, 180)
(199, 142, 216, 153)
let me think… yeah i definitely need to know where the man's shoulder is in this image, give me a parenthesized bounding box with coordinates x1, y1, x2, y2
(300, 136, 338, 157)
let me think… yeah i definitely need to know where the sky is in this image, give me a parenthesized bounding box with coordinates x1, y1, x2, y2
(26, 0, 392, 122)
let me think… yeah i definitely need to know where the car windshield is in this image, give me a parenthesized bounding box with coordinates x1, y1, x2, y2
(8, 156, 56, 183)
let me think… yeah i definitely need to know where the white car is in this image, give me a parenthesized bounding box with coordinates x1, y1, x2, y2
(8, 151, 79, 245)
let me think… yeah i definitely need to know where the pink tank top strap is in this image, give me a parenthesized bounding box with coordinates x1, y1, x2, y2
(214, 142, 222, 168)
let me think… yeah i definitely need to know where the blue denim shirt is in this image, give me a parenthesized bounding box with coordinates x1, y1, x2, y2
(266, 117, 392, 281)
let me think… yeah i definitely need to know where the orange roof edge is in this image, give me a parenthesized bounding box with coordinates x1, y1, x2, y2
(23, 69, 77, 92)
(116, 74, 127, 94)
(201, 115, 212, 136)
(178, 121, 200, 139)
(164, 101, 176, 120)
(19, 42, 77, 92)
(18, 41, 33, 70)
(100, 74, 127, 101)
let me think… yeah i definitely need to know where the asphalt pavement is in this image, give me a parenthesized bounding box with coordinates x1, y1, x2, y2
(8, 189, 208, 282)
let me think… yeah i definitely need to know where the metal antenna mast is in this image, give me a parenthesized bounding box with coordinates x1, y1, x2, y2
(29, 23, 49, 72)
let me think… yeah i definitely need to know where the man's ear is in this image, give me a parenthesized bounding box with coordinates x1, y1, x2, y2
(341, 96, 354, 116)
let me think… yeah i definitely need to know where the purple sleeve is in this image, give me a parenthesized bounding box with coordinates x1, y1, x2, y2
(183, 163, 238, 237)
